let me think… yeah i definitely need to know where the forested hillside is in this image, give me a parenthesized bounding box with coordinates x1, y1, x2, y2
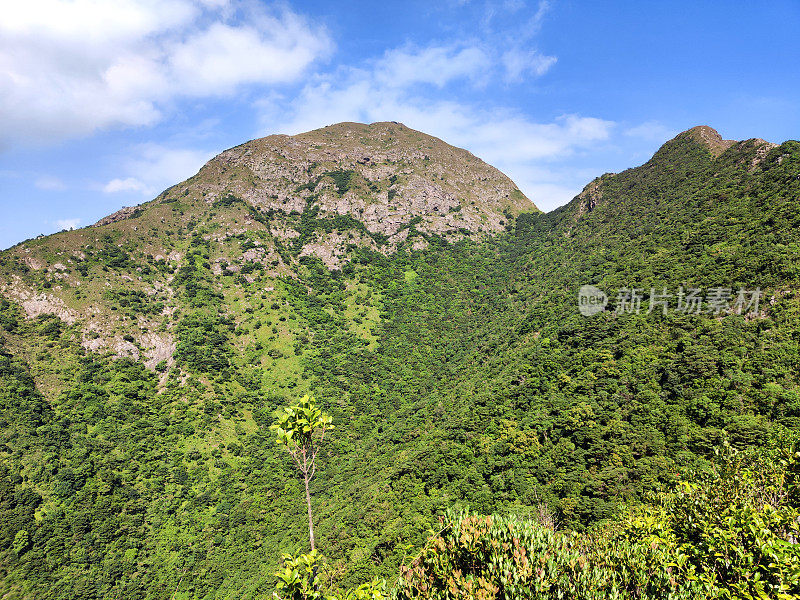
(0, 124, 798, 599)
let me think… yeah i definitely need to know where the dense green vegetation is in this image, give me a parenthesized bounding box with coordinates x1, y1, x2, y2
(393, 444, 800, 599)
(1, 131, 799, 598)
(271, 442, 800, 599)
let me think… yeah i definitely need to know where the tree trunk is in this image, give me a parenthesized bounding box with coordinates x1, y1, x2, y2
(304, 472, 318, 589)
(304, 473, 315, 551)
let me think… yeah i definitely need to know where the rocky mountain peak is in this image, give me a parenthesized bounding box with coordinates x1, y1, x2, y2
(178, 121, 536, 261)
(681, 125, 735, 156)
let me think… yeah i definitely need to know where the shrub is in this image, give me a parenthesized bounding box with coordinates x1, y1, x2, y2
(396, 444, 800, 600)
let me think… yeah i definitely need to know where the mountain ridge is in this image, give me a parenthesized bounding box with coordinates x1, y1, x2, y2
(0, 123, 793, 370)
(562, 124, 783, 229)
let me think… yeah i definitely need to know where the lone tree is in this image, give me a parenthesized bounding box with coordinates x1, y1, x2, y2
(271, 394, 334, 551)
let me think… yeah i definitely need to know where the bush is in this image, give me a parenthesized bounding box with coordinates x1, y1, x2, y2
(395, 511, 697, 600)
(274, 551, 387, 600)
(395, 444, 800, 600)
(324, 170, 356, 195)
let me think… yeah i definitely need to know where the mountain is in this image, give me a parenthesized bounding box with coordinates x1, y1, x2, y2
(186, 121, 535, 253)
(0, 121, 533, 372)
(0, 123, 798, 598)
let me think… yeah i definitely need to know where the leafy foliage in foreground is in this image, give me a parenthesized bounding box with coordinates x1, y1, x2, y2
(395, 445, 800, 599)
(274, 550, 387, 600)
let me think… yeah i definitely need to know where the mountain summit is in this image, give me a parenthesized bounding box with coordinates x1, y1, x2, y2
(148, 121, 535, 265)
(0, 121, 536, 364)
(681, 125, 735, 156)
(563, 125, 782, 226)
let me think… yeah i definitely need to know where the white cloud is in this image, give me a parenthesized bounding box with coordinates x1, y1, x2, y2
(169, 16, 331, 95)
(502, 48, 557, 80)
(0, 1, 332, 147)
(502, 0, 526, 13)
(527, 0, 551, 35)
(102, 144, 214, 196)
(103, 177, 151, 194)
(376, 45, 492, 88)
(35, 176, 67, 191)
(483, 0, 551, 38)
(273, 76, 613, 164)
(372, 40, 555, 90)
(496, 1, 555, 82)
(1, 0, 195, 44)
(55, 218, 80, 230)
(624, 121, 678, 142)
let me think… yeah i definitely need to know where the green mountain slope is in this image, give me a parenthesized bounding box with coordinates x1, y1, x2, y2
(0, 124, 798, 598)
(0, 121, 534, 375)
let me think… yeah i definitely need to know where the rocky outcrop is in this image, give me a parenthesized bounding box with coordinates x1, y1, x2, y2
(684, 125, 735, 157)
(94, 205, 142, 226)
(574, 177, 605, 219)
(1, 276, 78, 323)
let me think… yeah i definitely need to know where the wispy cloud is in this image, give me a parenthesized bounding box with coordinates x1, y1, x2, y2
(624, 121, 678, 142)
(527, 0, 552, 36)
(55, 218, 80, 230)
(35, 176, 67, 191)
(502, 48, 557, 81)
(102, 143, 214, 197)
(376, 44, 492, 88)
(103, 177, 151, 194)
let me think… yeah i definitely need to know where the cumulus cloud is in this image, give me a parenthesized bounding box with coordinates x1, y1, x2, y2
(102, 144, 215, 197)
(0, 0, 331, 147)
(168, 15, 331, 94)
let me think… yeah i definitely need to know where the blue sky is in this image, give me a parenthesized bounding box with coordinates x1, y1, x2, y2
(1, 0, 799, 250)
